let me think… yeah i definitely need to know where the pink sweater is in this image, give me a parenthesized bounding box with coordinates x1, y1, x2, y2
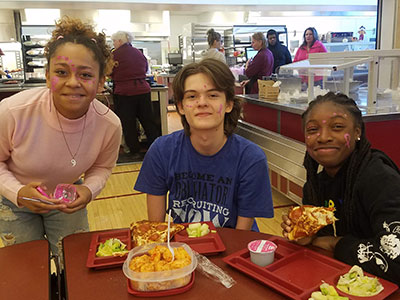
(293, 40, 327, 83)
(0, 87, 122, 206)
(293, 40, 327, 62)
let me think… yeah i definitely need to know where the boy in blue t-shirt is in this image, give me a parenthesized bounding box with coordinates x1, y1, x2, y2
(135, 58, 274, 230)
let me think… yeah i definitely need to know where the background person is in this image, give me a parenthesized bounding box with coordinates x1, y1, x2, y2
(281, 92, 400, 285)
(293, 27, 327, 86)
(266, 29, 292, 74)
(111, 31, 160, 160)
(242, 32, 274, 94)
(0, 16, 122, 259)
(135, 59, 274, 231)
(0, 48, 9, 78)
(201, 28, 226, 64)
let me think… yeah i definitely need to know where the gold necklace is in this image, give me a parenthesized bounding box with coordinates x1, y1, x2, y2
(55, 110, 87, 167)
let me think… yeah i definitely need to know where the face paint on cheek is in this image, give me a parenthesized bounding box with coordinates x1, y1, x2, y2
(344, 133, 351, 148)
(218, 104, 222, 114)
(322, 120, 326, 124)
(50, 76, 59, 91)
(185, 104, 193, 108)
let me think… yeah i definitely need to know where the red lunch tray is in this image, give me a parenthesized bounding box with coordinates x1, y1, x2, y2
(86, 229, 131, 269)
(173, 221, 226, 255)
(223, 237, 398, 300)
(127, 272, 195, 297)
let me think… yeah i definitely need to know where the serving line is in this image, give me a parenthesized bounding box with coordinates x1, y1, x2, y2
(62, 228, 400, 300)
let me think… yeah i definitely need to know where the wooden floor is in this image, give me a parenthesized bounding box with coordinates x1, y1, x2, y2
(87, 111, 296, 237)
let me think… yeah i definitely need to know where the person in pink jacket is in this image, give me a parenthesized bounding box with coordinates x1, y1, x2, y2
(0, 17, 121, 260)
(294, 27, 327, 86)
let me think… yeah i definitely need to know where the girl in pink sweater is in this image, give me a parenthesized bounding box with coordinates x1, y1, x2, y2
(0, 17, 121, 259)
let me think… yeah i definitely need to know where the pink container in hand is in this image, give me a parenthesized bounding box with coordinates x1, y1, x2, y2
(248, 240, 277, 267)
(54, 184, 76, 203)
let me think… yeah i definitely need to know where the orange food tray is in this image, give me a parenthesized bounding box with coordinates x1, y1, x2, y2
(86, 229, 131, 269)
(223, 237, 398, 300)
(173, 221, 226, 255)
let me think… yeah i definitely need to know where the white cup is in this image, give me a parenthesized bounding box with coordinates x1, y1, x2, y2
(248, 240, 277, 267)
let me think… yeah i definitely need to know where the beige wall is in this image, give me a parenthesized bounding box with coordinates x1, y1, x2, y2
(395, 1, 400, 48)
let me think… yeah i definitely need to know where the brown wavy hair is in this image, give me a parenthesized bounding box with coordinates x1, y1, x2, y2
(44, 16, 114, 77)
(173, 58, 242, 136)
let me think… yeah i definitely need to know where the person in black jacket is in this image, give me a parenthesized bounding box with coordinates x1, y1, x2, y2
(281, 92, 400, 285)
(267, 29, 292, 74)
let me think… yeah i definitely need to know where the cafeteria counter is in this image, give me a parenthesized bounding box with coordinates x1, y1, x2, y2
(0, 84, 169, 136)
(237, 94, 400, 204)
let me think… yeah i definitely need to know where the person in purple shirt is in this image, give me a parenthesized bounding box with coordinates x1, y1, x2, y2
(111, 31, 160, 160)
(241, 32, 274, 94)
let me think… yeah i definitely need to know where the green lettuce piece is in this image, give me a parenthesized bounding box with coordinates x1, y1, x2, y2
(95, 238, 128, 257)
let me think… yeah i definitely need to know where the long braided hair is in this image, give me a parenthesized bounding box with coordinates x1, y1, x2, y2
(302, 92, 371, 231)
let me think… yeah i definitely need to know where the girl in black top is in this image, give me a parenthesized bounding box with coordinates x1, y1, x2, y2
(282, 92, 400, 285)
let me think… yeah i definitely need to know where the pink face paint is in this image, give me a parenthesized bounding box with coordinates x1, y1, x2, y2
(333, 112, 337, 116)
(344, 133, 351, 148)
(218, 104, 223, 114)
(51, 76, 59, 91)
(57, 55, 62, 60)
(185, 104, 193, 108)
(203, 85, 207, 89)
(322, 120, 326, 123)
(307, 136, 310, 139)
(317, 133, 320, 136)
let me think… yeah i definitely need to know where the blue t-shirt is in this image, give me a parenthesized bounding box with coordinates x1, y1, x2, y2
(134, 130, 274, 229)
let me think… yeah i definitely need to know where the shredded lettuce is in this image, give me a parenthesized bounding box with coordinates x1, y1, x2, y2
(96, 238, 129, 257)
(336, 265, 384, 297)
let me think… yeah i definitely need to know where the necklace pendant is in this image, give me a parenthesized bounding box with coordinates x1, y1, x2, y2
(71, 159, 77, 167)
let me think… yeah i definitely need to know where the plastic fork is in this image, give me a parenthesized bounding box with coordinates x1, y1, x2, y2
(167, 209, 175, 262)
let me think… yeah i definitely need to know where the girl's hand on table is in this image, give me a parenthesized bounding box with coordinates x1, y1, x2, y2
(17, 182, 66, 213)
(58, 185, 92, 214)
(312, 236, 343, 252)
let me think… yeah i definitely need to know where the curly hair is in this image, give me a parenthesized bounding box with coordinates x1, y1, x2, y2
(172, 58, 242, 136)
(44, 16, 114, 77)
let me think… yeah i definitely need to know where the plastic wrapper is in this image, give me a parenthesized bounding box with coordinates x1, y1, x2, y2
(194, 251, 236, 288)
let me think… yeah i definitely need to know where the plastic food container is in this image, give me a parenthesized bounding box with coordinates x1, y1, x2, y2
(123, 242, 197, 292)
(248, 240, 277, 267)
(53, 184, 76, 203)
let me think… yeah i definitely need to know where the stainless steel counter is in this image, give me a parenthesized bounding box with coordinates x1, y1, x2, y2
(0, 82, 46, 92)
(0, 84, 169, 136)
(239, 94, 400, 122)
